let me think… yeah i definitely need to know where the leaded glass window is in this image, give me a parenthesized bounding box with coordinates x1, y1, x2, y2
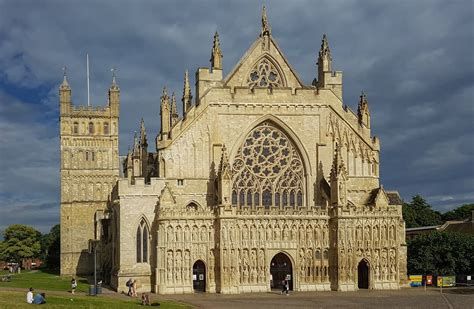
(232, 122, 304, 209)
(247, 58, 283, 89)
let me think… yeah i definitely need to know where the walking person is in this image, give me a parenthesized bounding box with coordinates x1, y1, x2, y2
(280, 279, 286, 294)
(132, 280, 138, 297)
(126, 278, 133, 296)
(285, 279, 290, 295)
(71, 278, 77, 294)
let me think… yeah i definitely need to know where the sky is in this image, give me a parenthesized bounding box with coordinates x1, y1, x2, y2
(0, 0, 473, 234)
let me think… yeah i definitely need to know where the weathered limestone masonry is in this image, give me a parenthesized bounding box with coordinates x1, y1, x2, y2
(60, 7, 407, 293)
(59, 72, 119, 275)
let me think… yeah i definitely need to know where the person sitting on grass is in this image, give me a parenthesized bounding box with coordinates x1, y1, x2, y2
(141, 293, 150, 305)
(26, 287, 34, 304)
(33, 292, 46, 305)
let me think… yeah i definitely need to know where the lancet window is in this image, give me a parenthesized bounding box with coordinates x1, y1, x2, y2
(231, 122, 305, 209)
(136, 218, 149, 263)
(247, 57, 283, 89)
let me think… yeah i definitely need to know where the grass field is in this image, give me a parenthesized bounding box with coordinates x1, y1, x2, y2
(0, 290, 190, 308)
(0, 270, 190, 308)
(0, 269, 89, 293)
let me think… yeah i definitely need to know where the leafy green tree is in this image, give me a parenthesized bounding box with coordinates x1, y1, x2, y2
(407, 231, 474, 275)
(403, 195, 443, 228)
(43, 224, 60, 269)
(442, 204, 474, 221)
(0, 224, 42, 263)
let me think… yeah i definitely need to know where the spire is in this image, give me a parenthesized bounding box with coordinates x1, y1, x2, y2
(217, 144, 232, 206)
(210, 31, 223, 70)
(182, 70, 192, 116)
(160, 87, 171, 139)
(133, 131, 140, 157)
(218, 144, 231, 180)
(330, 144, 347, 181)
(330, 144, 348, 206)
(140, 118, 147, 146)
(171, 92, 179, 126)
(161, 87, 170, 108)
(261, 5, 271, 37)
(109, 67, 119, 90)
(59, 66, 72, 115)
(318, 34, 332, 73)
(60, 66, 70, 90)
(357, 91, 371, 128)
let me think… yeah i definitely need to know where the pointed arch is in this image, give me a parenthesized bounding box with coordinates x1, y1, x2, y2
(230, 116, 310, 209)
(245, 54, 287, 89)
(136, 216, 150, 263)
(229, 114, 312, 175)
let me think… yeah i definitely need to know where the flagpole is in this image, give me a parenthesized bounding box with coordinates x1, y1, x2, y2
(87, 53, 90, 106)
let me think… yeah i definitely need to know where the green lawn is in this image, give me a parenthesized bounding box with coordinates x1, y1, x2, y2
(0, 270, 89, 293)
(0, 290, 189, 308)
(0, 270, 190, 308)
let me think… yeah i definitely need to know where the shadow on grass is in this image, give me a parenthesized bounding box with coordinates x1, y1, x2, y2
(39, 267, 60, 275)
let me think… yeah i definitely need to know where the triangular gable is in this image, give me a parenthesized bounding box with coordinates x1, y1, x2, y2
(224, 36, 305, 89)
(159, 182, 176, 208)
(374, 186, 390, 208)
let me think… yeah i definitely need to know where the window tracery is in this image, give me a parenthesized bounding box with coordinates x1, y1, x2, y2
(136, 218, 149, 263)
(247, 58, 283, 89)
(231, 122, 304, 209)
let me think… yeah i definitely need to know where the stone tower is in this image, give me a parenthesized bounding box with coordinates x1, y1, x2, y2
(59, 70, 120, 276)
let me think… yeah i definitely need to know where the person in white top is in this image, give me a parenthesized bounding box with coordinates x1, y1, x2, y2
(26, 287, 34, 304)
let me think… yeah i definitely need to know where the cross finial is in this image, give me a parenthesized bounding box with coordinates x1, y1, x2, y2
(261, 5, 271, 36)
(62, 66, 67, 77)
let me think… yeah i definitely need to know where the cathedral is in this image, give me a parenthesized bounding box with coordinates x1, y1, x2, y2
(59, 8, 407, 294)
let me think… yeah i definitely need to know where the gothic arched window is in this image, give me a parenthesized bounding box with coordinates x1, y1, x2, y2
(136, 218, 149, 263)
(88, 122, 94, 134)
(103, 122, 109, 135)
(232, 122, 305, 209)
(247, 57, 283, 89)
(73, 122, 79, 134)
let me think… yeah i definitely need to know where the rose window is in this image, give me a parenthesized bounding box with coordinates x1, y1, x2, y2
(231, 122, 304, 209)
(247, 58, 283, 89)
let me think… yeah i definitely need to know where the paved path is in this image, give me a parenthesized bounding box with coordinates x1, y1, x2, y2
(2, 286, 473, 308)
(161, 288, 474, 309)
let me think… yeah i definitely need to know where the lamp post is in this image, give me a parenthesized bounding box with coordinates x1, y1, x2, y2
(89, 239, 100, 295)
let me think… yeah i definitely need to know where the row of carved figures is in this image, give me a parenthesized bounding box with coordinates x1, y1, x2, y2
(221, 223, 330, 247)
(336, 247, 399, 283)
(165, 249, 216, 285)
(161, 221, 401, 249)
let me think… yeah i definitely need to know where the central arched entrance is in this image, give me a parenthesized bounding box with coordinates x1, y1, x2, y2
(270, 252, 293, 290)
(192, 260, 206, 292)
(358, 259, 369, 289)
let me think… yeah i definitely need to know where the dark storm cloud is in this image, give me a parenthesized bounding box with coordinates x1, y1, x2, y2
(0, 0, 472, 233)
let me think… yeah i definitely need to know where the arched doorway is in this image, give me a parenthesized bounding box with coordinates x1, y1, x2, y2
(192, 260, 206, 292)
(358, 259, 369, 289)
(270, 252, 293, 290)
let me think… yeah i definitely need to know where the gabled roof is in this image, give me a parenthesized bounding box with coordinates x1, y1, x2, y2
(224, 35, 305, 89)
(367, 187, 402, 206)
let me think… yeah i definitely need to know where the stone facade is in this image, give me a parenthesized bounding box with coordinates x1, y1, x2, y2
(60, 8, 407, 294)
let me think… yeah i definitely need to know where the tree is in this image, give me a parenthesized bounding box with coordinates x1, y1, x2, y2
(43, 224, 60, 269)
(407, 231, 474, 275)
(442, 204, 474, 221)
(402, 195, 443, 228)
(0, 224, 42, 263)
